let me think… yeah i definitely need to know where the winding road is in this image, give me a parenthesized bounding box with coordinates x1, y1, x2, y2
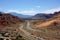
(19, 18, 60, 40)
(26, 21, 43, 32)
(19, 21, 44, 40)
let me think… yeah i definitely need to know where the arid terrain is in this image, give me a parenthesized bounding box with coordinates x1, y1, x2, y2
(28, 11, 60, 40)
(0, 11, 60, 40)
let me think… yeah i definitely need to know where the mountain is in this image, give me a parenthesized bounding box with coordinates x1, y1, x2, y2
(33, 11, 60, 28)
(32, 11, 60, 40)
(0, 12, 24, 30)
(10, 12, 60, 20)
(9, 12, 32, 19)
(5, 12, 54, 20)
(2, 11, 60, 20)
(32, 11, 60, 20)
(31, 13, 55, 20)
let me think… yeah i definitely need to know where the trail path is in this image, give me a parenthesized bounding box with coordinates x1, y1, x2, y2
(19, 23, 44, 40)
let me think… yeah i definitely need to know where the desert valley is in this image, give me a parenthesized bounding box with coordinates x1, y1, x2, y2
(0, 11, 60, 40)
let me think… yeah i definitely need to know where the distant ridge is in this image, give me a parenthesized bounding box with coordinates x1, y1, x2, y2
(31, 11, 60, 20)
(8, 12, 32, 18)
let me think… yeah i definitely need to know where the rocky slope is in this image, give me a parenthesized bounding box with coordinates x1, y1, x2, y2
(0, 12, 24, 30)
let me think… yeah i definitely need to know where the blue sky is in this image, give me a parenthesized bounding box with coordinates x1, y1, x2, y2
(0, 0, 60, 15)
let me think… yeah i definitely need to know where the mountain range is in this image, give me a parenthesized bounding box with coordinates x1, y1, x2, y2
(31, 13, 55, 20)
(7, 12, 59, 20)
(32, 11, 60, 40)
(1, 11, 60, 20)
(9, 12, 32, 18)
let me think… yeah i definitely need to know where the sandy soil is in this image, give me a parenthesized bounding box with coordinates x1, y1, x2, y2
(34, 19, 60, 28)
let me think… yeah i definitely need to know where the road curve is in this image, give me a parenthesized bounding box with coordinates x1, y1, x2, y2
(19, 23, 44, 40)
(26, 22, 43, 32)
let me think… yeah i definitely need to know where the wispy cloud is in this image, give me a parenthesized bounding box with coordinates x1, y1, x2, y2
(6, 7, 60, 15)
(42, 7, 60, 14)
(0, 8, 2, 11)
(6, 9, 37, 15)
(6, 10, 20, 13)
(0, 8, 1, 10)
(36, 6, 41, 8)
(1, 7, 60, 15)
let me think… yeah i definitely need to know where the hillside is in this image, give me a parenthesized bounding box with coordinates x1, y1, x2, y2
(0, 12, 24, 30)
(32, 11, 60, 28)
(32, 11, 60, 40)
(31, 13, 55, 20)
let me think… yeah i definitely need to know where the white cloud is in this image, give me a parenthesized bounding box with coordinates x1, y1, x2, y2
(0, 8, 2, 11)
(0, 8, 1, 9)
(36, 6, 41, 8)
(0, 6, 40, 15)
(42, 7, 60, 14)
(6, 10, 20, 13)
(6, 7, 60, 15)
(6, 10, 37, 15)
(20, 10, 36, 14)
(3, 7, 60, 15)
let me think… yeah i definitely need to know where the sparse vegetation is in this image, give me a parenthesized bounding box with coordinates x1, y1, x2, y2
(30, 11, 60, 40)
(0, 11, 60, 40)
